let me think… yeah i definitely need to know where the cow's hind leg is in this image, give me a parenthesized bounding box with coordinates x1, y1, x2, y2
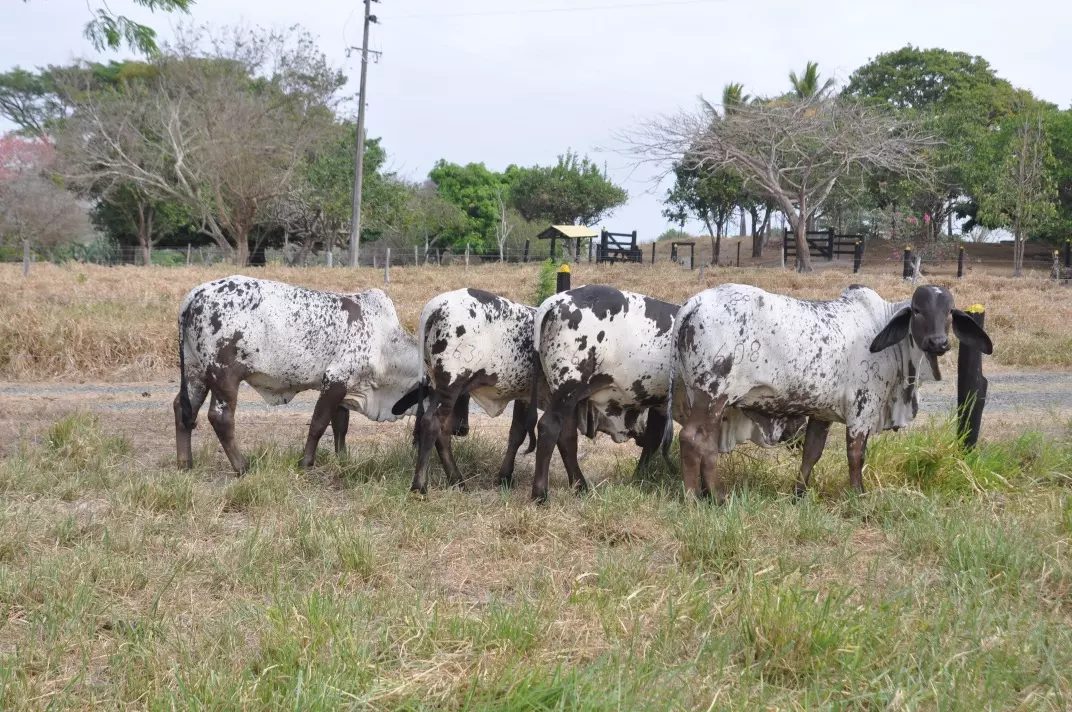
(633, 408, 669, 478)
(332, 407, 350, 456)
(679, 392, 727, 502)
(206, 367, 247, 475)
(173, 377, 208, 469)
(794, 417, 831, 497)
(555, 406, 588, 494)
(532, 405, 565, 504)
(495, 400, 530, 488)
(301, 383, 348, 468)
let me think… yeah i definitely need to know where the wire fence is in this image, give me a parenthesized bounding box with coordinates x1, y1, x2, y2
(4, 236, 1065, 280)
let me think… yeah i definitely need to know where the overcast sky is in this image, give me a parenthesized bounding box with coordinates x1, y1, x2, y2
(6, 0, 1070, 241)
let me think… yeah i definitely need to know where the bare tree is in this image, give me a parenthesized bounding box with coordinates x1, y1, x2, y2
(0, 135, 90, 253)
(58, 26, 342, 266)
(624, 95, 936, 271)
(494, 185, 514, 263)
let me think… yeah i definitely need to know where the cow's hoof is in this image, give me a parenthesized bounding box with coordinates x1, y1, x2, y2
(448, 480, 466, 491)
(408, 486, 428, 499)
(793, 483, 808, 499)
(572, 479, 589, 495)
(531, 491, 549, 505)
(453, 424, 470, 437)
(497, 475, 514, 489)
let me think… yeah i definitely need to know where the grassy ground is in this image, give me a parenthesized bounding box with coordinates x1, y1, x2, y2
(1, 261, 1071, 380)
(2, 413, 1072, 709)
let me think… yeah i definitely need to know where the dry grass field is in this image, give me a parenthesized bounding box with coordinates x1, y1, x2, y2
(1, 261, 1070, 380)
(2, 261, 1072, 709)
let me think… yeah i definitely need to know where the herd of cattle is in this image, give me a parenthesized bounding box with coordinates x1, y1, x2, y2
(174, 275, 992, 502)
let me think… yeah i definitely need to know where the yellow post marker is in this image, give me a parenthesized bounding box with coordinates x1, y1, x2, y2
(556, 263, 571, 293)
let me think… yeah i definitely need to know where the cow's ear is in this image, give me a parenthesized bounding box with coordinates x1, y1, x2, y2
(392, 387, 421, 416)
(952, 310, 993, 355)
(870, 307, 911, 353)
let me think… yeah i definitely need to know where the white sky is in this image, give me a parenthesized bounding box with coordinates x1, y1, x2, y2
(5, 0, 1071, 241)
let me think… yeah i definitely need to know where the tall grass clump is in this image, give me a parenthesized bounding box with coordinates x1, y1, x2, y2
(0, 413, 131, 497)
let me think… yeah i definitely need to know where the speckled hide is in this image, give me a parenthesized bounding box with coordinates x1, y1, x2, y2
(178, 275, 420, 422)
(535, 285, 677, 439)
(674, 283, 930, 440)
(420, 288, 538, 417)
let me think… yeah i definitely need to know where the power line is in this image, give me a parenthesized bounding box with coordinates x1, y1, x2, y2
(388, 0, 727, 20)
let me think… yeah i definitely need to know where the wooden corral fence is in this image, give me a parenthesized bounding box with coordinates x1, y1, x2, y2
(597, 229, 643, 264)
(669, 241, 695, 269)
(783, 227, 864, 264)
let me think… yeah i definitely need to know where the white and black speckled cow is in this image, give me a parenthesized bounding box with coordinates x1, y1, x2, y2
(173, 275, 421, 473)
(401, 288, 659, 495)
(530, 286, 679, 503)
(672, 283, 992, 501)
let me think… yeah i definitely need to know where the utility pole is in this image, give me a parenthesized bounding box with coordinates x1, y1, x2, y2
(348, 0, 378, 267)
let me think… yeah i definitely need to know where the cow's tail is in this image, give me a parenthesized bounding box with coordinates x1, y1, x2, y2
(410, 302, 433, 448)
(411, 376, 426, 448)
(525, 304, 551, 454)
(177, 301, 196, 430)
(662, 300, 693, 459)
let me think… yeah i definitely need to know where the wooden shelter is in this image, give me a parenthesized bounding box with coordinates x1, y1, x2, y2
(537, 225, 599, 260)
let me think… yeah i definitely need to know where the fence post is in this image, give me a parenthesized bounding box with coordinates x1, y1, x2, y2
(384, 248, 390, 284)
(186, 243, 192, 266)
(827, 227, 835, 262)
(736, 242, 741, 267)
(957, 246, 965, 278)
(22, 238, 30, 277)
(902, 246, 913, 280)
(437, 249, 442, 266)
(781, 228, 788, 269)
(651, 242, 656, 265)
(556, 263, 571, 293)
(465, 242, 470, 271)
(956, 305, 988, 449)
(327, 249, 334, 268)
(373, 253, 377, 269)
(414, 245, 418, 266)
(1065, 239, 1071, 269)
(523, 239, 530, 263)
(853, 240, 863, 274)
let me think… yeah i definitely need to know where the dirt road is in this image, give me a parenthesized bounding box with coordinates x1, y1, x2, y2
(2, 371, 1069, 463)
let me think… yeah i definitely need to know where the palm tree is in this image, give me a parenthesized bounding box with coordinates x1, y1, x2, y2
(788, 61, 834, 99)
(721, 82, 751, 113)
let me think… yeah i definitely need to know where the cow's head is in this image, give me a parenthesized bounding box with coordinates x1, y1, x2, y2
(869, 285, 992, 379)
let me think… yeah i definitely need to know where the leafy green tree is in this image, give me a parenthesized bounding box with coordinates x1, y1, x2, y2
(977, 110, 1057, 275)
(663, 162, 743, 264)
(843, 46, 1041, 242)
(1043, 108, 1072, 242)
(427, 161, 510, 252)
(20, 0, 194, 55)
(506, 151, 627, 227)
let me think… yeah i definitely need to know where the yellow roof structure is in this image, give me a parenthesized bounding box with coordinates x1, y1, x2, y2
(537, 225, 599, 240)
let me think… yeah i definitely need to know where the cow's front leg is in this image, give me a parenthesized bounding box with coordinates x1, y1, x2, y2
(845, 429, 870, 493)
(301, 383, 348, 468)
(332, 406, 350, 456)
(434, 397, 465, 488)
(679, 392, 724, 500)
(794, 417, 831, 497)
(410, 401, 441, 494)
